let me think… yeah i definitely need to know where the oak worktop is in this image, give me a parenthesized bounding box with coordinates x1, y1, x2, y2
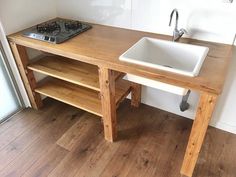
(8, 23, 233, 94)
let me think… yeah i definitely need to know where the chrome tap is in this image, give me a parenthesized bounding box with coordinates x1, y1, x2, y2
(169, 9, 186, 42)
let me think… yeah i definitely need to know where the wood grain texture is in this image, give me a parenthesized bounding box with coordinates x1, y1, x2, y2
(7, 18, 233, 177)
(115, 79, 132, 107)
(28, 55, 123, 92)
(181, 92, 218, 177)
(34, 77, 131, 117)
(48, 113, 104, 177)
(9, 42, 42, 109)
(99, 67, 117, 142)
(0, 103, 70, 172)
(56, 112, 99, 151)
(0, 99, 81, 177)
(8, 18, 233, 94)
(193, 127, 236, 177)
(1, 99, 236, 177)
(28, 55, 101, 91)
(21, 145, 68, 177)
(0, 109, 41, 151)
(35, 78, 102, 116)
(131, 82, 141, 107)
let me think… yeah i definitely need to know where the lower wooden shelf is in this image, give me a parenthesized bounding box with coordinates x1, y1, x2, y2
(35, 77, 131, 117)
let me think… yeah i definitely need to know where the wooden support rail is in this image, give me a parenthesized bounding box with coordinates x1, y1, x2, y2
(181, 92, 218, 177)
(9, 43, 42, 109)
(99, 67, 117, 142)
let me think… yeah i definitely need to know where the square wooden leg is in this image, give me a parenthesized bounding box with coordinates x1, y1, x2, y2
(10, 42, 42, 109)
(99, 67, 117, 142)
(131, 83, 141, 108)
(180, 92, 218, 177)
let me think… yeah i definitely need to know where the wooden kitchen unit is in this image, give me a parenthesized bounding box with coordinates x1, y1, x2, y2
(8, 19, 233, 177)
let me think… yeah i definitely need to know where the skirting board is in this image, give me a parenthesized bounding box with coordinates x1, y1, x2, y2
(210, 121, 236, 134)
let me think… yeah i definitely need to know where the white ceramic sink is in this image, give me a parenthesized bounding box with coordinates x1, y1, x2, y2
(119, 37, 209, 77)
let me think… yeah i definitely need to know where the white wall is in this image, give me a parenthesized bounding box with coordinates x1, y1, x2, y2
(56, 0, 236, 44)
(0, 0, 57, 34)
(0, 0, 57, 107)
(56, 0, 132, 29)
(212, 47, 236, 133)
(56, 0, 236, 133)
(0, 0, 236, 133)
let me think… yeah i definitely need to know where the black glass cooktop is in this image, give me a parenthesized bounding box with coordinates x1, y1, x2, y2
(22, 18, 92, 44)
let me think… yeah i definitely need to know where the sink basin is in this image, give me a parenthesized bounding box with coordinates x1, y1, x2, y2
(119, 37, 209, 77)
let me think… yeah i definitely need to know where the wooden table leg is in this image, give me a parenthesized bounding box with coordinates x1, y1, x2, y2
(180, 92, 218, 177)
(99, 67, 117, 142)
(131, 83, 141, 108)
(9, 42, 42, 109)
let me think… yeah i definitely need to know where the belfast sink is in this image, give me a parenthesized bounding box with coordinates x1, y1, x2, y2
(120, 37, 209, 95)
(119, 37, 209, 77)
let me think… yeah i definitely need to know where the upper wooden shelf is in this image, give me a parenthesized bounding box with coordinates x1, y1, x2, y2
(28, 55, 123, 91)
(35, 77, 131, 117)
(9, 22, 233, 94)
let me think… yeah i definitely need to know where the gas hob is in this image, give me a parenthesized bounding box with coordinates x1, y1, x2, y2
(22, 18, 92, 44)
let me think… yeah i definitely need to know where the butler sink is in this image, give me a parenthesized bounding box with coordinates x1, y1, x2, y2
(120, 37, 209, 95)
(119, 37, 209, 77)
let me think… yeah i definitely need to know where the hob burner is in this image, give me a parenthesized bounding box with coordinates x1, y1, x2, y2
(65, 21, 82, 31)
(22, 18, 92, 44)
(36, 21, 61, 34)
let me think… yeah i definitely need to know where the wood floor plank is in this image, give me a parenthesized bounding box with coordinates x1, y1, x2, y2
(21, 145, 68, 177)
(0, 109, 26, 135)
(99, 104, 157, 177)
(74, 138, 120, 177)
(0, 109, 42, 150)
(0, 100, 82, 171)
(48, 113, 104, 177)
(0, 102, 58, 171)
(73, 104, 142, 177)
(56, 113, 100, 151)
(152, 118, 191, 177)
(0, 101, 81, 177)
(193, 128, 236, 177)
(117, 110, 168, 177)
(0, 99, 236, 177)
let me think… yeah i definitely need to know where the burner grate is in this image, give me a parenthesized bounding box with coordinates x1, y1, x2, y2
(65, 21, 82, 31)
(36, 21, 61, 34)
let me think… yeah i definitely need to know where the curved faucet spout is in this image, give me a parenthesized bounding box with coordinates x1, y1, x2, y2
(169, 9, 186, 42)
(169, 8, 179, 30)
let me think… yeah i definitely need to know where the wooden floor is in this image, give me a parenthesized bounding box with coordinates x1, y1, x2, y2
(0, 99, 236, 177)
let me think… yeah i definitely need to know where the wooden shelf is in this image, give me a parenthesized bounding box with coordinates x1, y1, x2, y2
(28, 55, 123, 91)
(35, 77, 131, 117)
(35, 78, 102, 116)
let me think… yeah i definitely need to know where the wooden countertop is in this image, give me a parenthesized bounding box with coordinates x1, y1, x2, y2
(8, 23, 233, 95)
